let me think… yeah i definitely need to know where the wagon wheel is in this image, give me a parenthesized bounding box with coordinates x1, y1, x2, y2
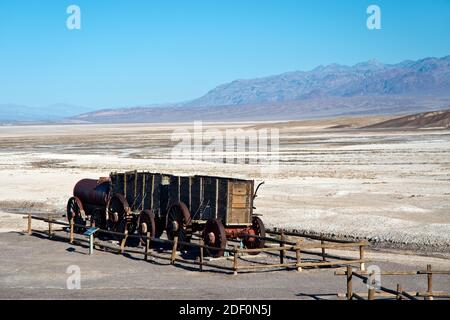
(202, 219, 227, 258)
(116, 215, 137, 241)
(66, 197, 86, 233)
(243, 216, 266, 255)
(137, 210, 156, 245)
(166, 202, 191, 249)
(107, 194, 130, 238)
(90, 207, 107, 230)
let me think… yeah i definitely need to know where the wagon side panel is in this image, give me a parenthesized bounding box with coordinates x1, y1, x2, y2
(202, 176, 217, 221)
(124, 172, 135, 210)
(168, 175, 180, 205)
(142, 173, 153, 211)
(180, 176, 191, 211)
(134, 172, 144, 211)
(217, 178, 229, 224)
(110, 172, 125, 196)
(190, 176, 202, 219)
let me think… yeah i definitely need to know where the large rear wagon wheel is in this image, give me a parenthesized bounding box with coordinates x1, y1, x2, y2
(106, 194, 130, 239)
(90, 207, 107, 229)
(202, 219, 227, 258)
(166, 202, 191, 249)
(116, 216, 137, 240)
(243, 216, 266, 255)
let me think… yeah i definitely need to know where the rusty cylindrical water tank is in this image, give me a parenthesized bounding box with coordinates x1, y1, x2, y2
(73, 178, 110, 207)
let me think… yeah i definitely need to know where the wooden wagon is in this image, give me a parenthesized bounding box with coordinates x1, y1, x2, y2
(67, 171, 266, 257)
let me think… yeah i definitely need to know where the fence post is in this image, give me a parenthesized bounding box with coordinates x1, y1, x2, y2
(426, 264, 433, 300)
(359, 245, 365, 271)
(89, 234, 94, 255)
(233, 245, 238, 276)
(27, 213, 32, 235)
(171, 236, 178, 265)
(120, 230, 128, 254)
(48, 218, 53, 238)
(199, 239, 204, 272)
(144, 232, 150, 261)
(346, 266, 353, 300)
(396, 284, 403, 300)
(321, 240, 326, 261)
(295, 240, 302, 272)
(367, 268, 375, 300)
(279, 231, 285, 264)
(368, 287, 375, 300)
(69, 219, 74, 244)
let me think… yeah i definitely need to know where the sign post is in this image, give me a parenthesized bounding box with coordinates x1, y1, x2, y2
(83, 227, 99, 255)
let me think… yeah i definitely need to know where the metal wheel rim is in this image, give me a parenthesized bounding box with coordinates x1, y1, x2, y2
(166, 202, 191, 247)
(203, 219, 227, 258)
(243, 216, 266, 254)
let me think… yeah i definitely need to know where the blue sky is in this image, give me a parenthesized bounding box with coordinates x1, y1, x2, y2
(0, 0, 449, 109)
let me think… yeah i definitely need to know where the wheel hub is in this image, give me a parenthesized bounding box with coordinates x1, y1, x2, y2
(171, 220, 179, 232)
(111, 212, 119, 223)
(140, 222, 147, 234)
(208, 232, 216, 245)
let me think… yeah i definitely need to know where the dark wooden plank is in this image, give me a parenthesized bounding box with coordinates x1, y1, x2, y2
(180, 176, 190, 210)
(217, 178, 228, 223)
(190, 176, 202, 219)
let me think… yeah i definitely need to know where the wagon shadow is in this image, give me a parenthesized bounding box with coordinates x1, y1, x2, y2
(121, 250, 230, 274)
(23, 231, 92, 255)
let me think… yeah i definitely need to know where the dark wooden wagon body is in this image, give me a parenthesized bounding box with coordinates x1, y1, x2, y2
(109, 171, 255, 228)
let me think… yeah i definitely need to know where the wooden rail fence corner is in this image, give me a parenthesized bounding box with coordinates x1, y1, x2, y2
(346, 266, 353, 300)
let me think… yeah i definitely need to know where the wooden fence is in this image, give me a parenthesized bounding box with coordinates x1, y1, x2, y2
(335, 266, 450, 300)
(25, 214, 368, 275)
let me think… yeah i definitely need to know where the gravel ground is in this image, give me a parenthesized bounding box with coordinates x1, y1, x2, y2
(0, 232, 449, 300)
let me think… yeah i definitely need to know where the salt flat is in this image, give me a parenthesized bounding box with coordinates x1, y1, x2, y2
(0, 119, 449, 256)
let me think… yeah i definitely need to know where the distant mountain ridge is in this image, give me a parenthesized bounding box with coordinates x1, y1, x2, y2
(72, 55, 450, 123)
(185, 55, 450, 108)
(71, 95, 450, 124)
(2, 55, 450, 123)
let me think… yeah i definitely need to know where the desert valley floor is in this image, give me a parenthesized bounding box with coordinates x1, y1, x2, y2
(0, 117, 449, 257)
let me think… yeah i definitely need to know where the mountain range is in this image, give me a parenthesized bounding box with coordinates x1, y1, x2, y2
(2, 55, 450, 123)
(185, 56, 450, 108)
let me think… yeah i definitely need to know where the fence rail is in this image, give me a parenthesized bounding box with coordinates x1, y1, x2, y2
(25, 213, 369, 275)
(335, 265, 450, 300)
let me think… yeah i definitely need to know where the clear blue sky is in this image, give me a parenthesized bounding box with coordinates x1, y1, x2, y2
(0, 0, 449, 109)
